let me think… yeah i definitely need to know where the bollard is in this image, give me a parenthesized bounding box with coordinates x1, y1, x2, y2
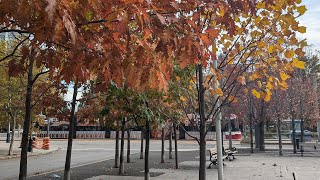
(28, 138, 33, 152)
(6, 132, 10, 143)
(296, 138, 299, 149)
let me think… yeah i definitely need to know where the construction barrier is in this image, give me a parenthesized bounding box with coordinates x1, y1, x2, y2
(42, 137, 50, 150)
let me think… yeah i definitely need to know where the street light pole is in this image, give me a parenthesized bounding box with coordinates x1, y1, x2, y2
(228, 118, 232, 149)
(214, 60, 224, 180)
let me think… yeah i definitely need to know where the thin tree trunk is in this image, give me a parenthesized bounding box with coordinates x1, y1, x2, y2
(300, 119, 304, 156)
(145, 120, 150, 180)
(47, 119, 50, 138)
(173, 122, 179, 169)
(73, 119, 77, 139)
(275, 90, 283, 156)
(198, 64, 206, 180)
(292, 119, 297, 153)
(18, 124, 21, 138)
(259, 121, 265, 151)
(119, 117, 125, 175)
(169, 126, 173, 159)
(127, 129, 131, 163)
(19, 55, 34, 180)
(63, 81, 78, 180)
(289, 88, 297, 154)
(250, 117, 254, 153)
(255, 123, 260, 149)
(259, 100, 265, 151)
(277, 116, 283, 156)
(140, 130, 143, 159)
(114, 127, 119, 168)
(248, 94, 254, 153)
(9, 117, 16, 156)
(161, 127, 165, 163)
(6, 122, 10, 143)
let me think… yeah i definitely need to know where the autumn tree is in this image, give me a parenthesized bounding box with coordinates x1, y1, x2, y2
(1, 1, 309, 180)
(170, 1, 308, 179)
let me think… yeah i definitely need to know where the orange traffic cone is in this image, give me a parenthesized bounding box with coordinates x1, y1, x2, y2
(42, 137, 50, 150)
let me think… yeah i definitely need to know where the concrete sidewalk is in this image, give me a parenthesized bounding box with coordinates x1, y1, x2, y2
(0, 140, 59, 160)
(85, 151, 320, 180)
(29, 146, 320, 180)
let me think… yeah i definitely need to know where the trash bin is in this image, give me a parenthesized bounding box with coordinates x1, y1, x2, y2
(296, 138, 300, 149)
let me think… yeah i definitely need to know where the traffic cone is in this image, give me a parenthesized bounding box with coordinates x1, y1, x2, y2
(42, 137, 50, 150)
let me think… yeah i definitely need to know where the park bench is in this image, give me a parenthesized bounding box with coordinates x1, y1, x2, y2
(224, 147, 238, 161)
(208, 148, 227, 169)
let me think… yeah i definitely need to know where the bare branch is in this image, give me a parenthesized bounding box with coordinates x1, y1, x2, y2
(0, 36, 30, 63)
(31, 70, 50, 85)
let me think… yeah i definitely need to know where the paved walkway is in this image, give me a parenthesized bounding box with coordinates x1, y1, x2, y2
(28, 145, 320, 180)
(85, 151, 320, 180)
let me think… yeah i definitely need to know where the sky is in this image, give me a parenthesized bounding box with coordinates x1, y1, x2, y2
(299, 0, 320, 50)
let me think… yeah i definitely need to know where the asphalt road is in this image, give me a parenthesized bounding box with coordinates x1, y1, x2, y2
(0, 139, 204, 180)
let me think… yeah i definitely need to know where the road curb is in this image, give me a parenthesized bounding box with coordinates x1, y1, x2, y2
(0, 147, 60, 160)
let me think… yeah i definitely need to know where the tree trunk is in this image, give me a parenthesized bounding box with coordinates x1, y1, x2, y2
(249, 94, 254, 153)
(277, 116, 283, 156)
(275, 90, 282, 156)
(173, 122, 179, 169)
(114, 127, 119, 168)
(289, 88, 297, 154)
(19, 55, 34, 180)
(161, 127, 165, 163)
(300, 119, 304, 156)
(198, 64, 206, 180)
(127, 129, 131, 163)
(47, 119, 50, 138)
(140, 130, 143, 159)
(6, 122, 10, 143)
(18, 124, 21, 138)
(259, 121, 265, 151)
(119, 118, 125, 175)
(63, 81, 78, 180)
(169, 126, 173, 159)
(255, 124, 260, 149)
(8, 117, 16, 156)
(73, 118, 77, 139)
(266, 119, 270, 132)
(144, 120, 150, 180)
(292, 119, 297, 153)
(250, 116, 254, 153)
(259, 100, 265, 151)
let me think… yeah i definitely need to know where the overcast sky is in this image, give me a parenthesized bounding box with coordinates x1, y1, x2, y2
(299, 0, 320, 50)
